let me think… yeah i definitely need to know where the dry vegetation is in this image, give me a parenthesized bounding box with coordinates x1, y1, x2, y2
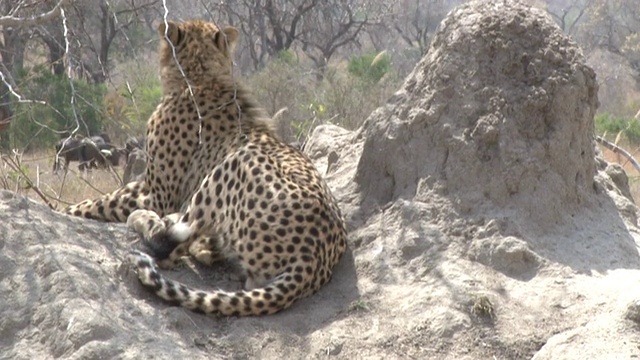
(0, 150, 123, 210)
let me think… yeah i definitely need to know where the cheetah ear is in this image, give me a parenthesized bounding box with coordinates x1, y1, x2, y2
(157, 21, 183, 47)
(215, 27, 239, 54)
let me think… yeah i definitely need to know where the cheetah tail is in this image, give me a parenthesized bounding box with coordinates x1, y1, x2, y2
(128, 251, 299, 316)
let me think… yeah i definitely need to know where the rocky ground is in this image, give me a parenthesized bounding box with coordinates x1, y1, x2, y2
(3, 1, 640, 359)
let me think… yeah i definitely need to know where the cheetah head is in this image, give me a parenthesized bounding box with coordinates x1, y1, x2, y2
(157, 20, 239, 86)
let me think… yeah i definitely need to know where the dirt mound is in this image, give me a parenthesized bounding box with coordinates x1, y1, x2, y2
(356, 1, 599, 227)
(4, 1, 640, 359)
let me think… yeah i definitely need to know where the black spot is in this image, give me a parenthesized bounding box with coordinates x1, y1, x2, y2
(304, 237, 315, 246)
(166, 285, 177, 298)
(212, 168, 222, 181)
(309, 227, 319, 237)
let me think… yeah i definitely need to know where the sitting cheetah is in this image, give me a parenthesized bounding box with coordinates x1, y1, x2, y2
(63, 19, 348, 316)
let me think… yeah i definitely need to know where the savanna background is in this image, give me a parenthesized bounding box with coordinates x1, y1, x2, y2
(1, 0, 639, 208)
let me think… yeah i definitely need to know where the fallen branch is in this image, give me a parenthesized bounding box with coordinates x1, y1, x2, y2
(596, 136, 640, 173)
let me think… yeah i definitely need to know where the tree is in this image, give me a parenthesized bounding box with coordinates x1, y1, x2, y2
(391, 0, 463, 56)
(0, 0, 70, 133)
(298, 1, 375, 75)
(544, 0, 592, 35)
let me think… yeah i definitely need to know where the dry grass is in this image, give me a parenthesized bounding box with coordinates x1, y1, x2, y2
(0, 149, 125, 210)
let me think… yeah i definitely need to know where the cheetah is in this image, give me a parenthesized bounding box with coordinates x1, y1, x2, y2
(63, 19, 348, 316)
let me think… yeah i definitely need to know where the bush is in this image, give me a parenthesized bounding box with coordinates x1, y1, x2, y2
(595, 113, 640, 144)
(347, 51, 391, 84)
(102, 59, 162, 142)
(2, 66, 106, 151)
(246, 55, 400, 144)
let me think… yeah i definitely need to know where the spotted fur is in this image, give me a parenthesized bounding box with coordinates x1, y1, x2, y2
(62, 19, 348, 316)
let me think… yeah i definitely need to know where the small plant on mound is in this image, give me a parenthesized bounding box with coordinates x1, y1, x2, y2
(470, 294, 495, 319)
(347, 298, 370, 313)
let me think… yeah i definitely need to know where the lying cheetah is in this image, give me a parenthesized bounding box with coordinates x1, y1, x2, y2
(63, 19, 348, 316)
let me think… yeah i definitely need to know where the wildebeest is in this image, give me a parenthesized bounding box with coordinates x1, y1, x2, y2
(53, 134, 126, 173)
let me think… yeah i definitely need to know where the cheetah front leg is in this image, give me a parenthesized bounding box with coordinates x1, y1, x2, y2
(127, 209, 225, 269)
(63, 180, 153, 222)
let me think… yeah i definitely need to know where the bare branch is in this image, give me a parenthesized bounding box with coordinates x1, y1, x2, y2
(596, 136, 640, 173)
(0, 0, 69, 27)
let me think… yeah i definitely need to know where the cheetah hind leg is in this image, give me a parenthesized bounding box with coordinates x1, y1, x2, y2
(187, 235, 226, 266)
(127, 209, 191, 269)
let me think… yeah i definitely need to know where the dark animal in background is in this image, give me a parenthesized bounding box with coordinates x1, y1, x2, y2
(53, 134, 127, 173)
(53, 136, 85, 173)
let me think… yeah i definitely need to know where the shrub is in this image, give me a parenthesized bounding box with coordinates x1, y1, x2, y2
(2, 66, 106, 151)
(595, 113, 640, 144)
(102, 59, 162, 142)
(246, 54, 400, 144)
(347, 51, 391, 84)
